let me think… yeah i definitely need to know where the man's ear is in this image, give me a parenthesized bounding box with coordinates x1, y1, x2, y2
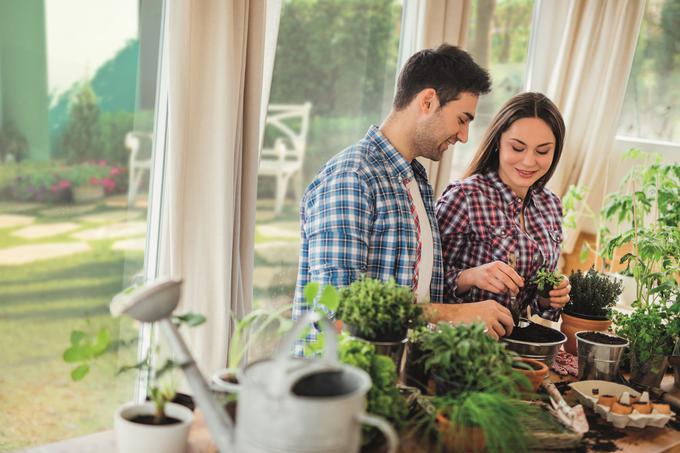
(416, 88, 438, 114)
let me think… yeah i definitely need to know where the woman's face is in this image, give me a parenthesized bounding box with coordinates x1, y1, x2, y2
(497, 117, 556, 198)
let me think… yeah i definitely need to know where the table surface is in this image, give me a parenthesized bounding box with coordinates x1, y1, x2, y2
(19, 375, 680, 453)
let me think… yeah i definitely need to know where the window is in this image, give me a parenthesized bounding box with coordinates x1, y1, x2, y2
(449, 0, 536, 181)
(0, 0, 163, 449)
(251, 0, 403, 358)
(617, 0, 680, 143)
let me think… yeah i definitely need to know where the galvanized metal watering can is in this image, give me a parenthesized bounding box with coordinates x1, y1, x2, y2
(111, 279, 398, 453)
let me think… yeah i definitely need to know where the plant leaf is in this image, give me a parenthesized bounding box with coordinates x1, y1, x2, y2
(71, 364, 90, 381)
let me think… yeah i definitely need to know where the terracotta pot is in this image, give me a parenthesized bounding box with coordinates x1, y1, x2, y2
(435, 413, 485, 453)
(512, 357, 549, 392)
(560, 311, 611, 355)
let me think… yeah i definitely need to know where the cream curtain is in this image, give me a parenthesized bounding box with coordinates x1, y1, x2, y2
(399, 0, 472, 199)
(526, 0, 645, 253)
(159, 0, 281, 375)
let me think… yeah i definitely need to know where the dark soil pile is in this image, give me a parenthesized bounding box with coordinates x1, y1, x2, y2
(506, 322, 564, 343)
(578, 331, 627, 345)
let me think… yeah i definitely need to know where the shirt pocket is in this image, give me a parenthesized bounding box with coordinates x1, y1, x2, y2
(470, 221, 516, 262)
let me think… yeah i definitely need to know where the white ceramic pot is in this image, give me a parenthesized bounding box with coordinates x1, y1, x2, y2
(115, 401, 193, 453)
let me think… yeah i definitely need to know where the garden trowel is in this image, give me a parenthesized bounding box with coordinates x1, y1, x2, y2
(542, 378, 589, 434)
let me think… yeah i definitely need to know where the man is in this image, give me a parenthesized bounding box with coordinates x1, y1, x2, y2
(293, 44, 515, 346)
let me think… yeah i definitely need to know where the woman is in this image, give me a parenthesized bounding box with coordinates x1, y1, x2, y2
(436, 92, 570, 326)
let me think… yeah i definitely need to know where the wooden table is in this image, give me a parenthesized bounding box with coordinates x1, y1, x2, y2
(185, 375, 680, 452)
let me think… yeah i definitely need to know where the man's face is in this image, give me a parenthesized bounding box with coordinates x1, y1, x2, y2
(413, 92, 479, 161)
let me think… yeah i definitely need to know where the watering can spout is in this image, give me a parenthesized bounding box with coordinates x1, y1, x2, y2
(111, 279, 236, 452)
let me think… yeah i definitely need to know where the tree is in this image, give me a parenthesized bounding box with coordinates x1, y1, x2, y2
(62, 80, 102, 163)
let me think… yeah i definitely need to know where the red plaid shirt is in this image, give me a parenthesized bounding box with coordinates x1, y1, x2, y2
(436, 172, 564, 320)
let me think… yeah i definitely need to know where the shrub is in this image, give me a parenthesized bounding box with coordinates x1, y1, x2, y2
(336, 277, 422, 341)
(565, 268, 623, 318)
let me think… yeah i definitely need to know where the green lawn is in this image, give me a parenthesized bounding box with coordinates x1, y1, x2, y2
(0, 201, 143, 451)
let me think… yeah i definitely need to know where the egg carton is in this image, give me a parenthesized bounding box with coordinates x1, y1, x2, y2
(569, 380, 674, 429)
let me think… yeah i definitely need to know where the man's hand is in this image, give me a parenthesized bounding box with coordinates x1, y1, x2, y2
(456, 261, 524, 296)
(423, 300, 514, 340)
(538, 275, 570, 309)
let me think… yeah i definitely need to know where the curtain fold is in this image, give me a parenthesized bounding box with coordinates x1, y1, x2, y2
(525, 0, 644, 253)
(159, 0, 280, 375)
(398, 0, 471, 198)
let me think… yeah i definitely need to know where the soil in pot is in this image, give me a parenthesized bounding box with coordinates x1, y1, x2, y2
(146, 392, 195, 412)
(129, 414, 182, 425)
(578, 331, 627, 345)
(507, 322, 564, 343)
(560, 311, 612, 355)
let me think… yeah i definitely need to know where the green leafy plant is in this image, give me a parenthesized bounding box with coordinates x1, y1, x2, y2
(63, 311, 206, 424)
(338, 334, 408, 445)
(416, 392, 541, 453)
(600, 149, 679, 308)
(565, 268, 623, 319)
(419, 323, 528, 397)
(227, 304, 294, 370)
(532, 268, 562, 295)
(614, 302, 679, 373)
(336, 277, 423, 341)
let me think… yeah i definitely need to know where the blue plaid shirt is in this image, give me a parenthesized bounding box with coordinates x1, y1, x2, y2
(293, 126, 445, 351)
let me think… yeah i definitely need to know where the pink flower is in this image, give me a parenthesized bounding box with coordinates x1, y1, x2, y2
(99, 160, 108, 167)
(89, 176, 99, 186)
(59, 180, 71, 189)
(110, 167, 123, 176)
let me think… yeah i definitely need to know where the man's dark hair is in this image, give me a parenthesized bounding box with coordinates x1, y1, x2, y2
(393, 44, 491, 110)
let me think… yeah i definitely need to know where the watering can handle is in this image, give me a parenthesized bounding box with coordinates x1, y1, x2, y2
(357, 413, 399, 453)
(274, 310, 339, 364)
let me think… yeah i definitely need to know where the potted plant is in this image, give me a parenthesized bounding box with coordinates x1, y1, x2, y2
(600, 149, 680, 386)
(338, 334, 408, 447)
(63, 162, 110, 203)
(63, 310, 206, 453)
(337, 277, 423, 368)
(560, 268, 623, 354)
(511, 358, 549, 392)
(419, 323, 530, 396)
(418, 391, 541, 453)
(533, 268, 562, 298)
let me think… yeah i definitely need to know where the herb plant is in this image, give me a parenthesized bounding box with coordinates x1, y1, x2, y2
(614, 303, 679, 368)
(336, 277, 423, 341)
(338, 334, 408, 445)
(419, 323, 528, 396)
(599, 149, 679, 308)
(533, 268, 562, 295)
(565, 268, 623, 318)
(64, 311, 206, 424)
(416, 392, 541, 453)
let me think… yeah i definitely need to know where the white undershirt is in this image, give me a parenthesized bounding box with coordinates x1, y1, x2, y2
(406, 179, 433, 303)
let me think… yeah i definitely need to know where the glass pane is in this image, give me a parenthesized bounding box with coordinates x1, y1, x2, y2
(0, 0, 163, 449)
(449, 0, 535, 180)
(617, 0, 680, 143)
(251, 0, 403, 358)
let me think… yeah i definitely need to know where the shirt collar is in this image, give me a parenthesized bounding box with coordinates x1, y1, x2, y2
(486, 171, 534, 207)
(366, 125, 420, 182)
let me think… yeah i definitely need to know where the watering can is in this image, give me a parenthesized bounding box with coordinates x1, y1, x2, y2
(111, 278, 398, 453)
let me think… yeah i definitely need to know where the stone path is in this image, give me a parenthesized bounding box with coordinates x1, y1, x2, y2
(71, 222, 147, 241)
(0, 242, 91, 266)
(40, 204, 96, 217)
(12, 223, 80, 239)
(0, 214, 35, 229)
(111, 237, 145, 251)
(78, 210, 142, 224)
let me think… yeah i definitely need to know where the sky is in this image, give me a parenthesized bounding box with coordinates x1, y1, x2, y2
(45, 0, 138, 97)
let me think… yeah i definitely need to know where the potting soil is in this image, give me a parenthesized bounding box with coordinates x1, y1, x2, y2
(578, 331, 627, 345)
(507, 322, 564, 343)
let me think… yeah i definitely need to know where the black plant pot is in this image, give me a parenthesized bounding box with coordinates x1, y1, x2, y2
(403, 342, 428, 393)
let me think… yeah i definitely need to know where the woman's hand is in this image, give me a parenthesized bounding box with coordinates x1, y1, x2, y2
(538, 275, 570, 309)
(457, 261, 524, 296)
